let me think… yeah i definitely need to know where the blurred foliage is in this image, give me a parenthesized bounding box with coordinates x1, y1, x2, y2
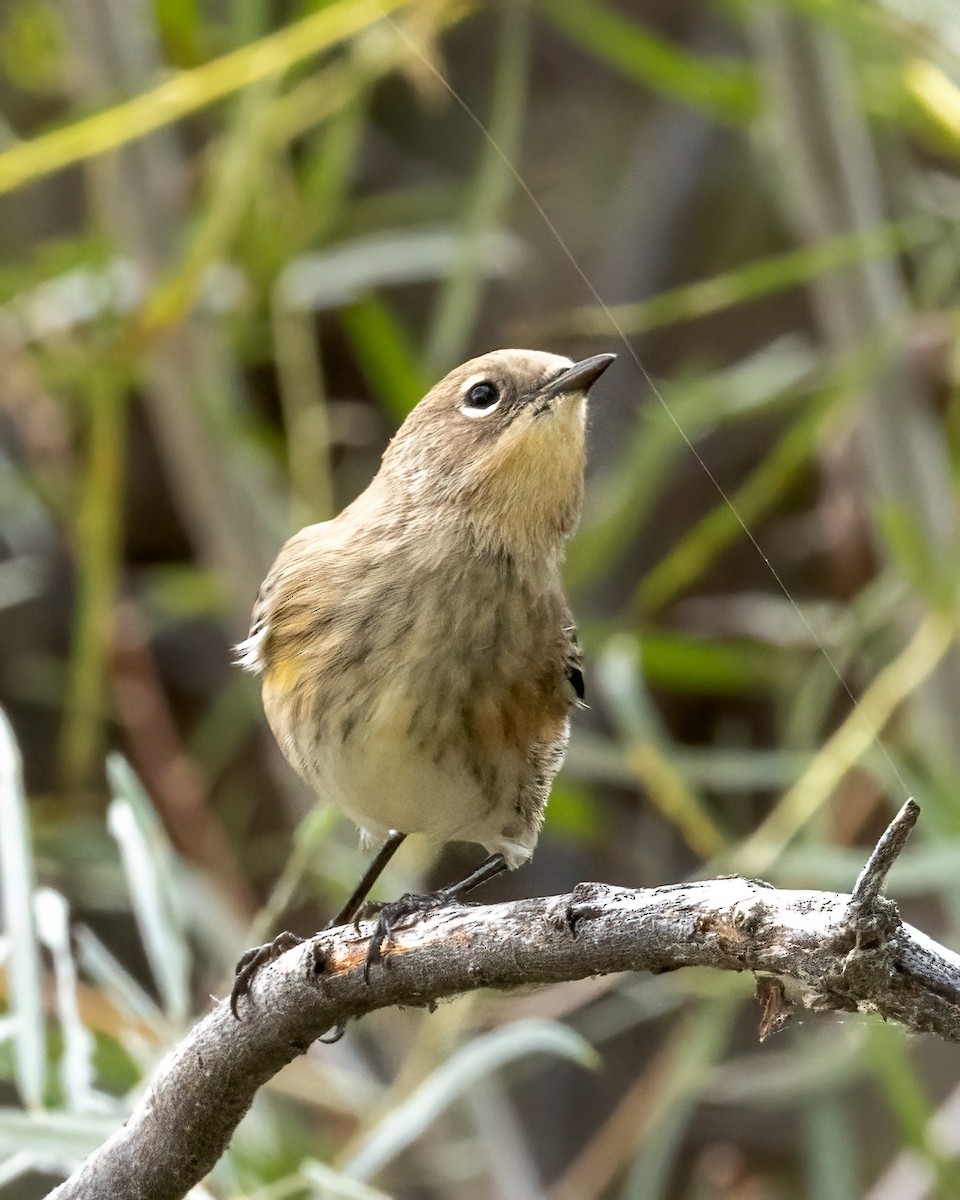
(2, 0, 960, 1197)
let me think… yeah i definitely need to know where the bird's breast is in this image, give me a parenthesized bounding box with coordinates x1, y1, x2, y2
(261, 551, 572, 857)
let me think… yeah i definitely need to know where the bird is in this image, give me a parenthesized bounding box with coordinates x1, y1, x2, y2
(230, 347, 615, 1013)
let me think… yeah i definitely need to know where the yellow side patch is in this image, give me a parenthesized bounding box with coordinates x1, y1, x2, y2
(263, 656, 302, 703)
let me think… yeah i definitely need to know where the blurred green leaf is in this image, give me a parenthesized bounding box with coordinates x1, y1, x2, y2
(155, 0, 203, 64)
(638, 630, 787, 695)
(776, 837, 960, 895)
(426, 0, 530, 372)
(140, 564, 227, 621)
(2, 0, 960, 1193)
(634, 388, 834, 615)
(539, 0, 758, 124)
(905, 58, 960, 154)
(59, 364, 127, 790)
(568, 337, 818, 587)
(277, 228, 524, 314)
(272, 305, 335, 524)
(545, 779, 601, 842)
(0, 0, 414, 196)
(547, 219, 936, 339)
(597, 637, 729, 857)
(0, 0, 62, 93)
(567, 731, 808, 793)
(733, 613, 956, 876)
(876, 503, 960, 613)
(188, 672, 262, 781)
(146, 77, 280, 331)
(340, 294, 431, 420)
(705, 1026, 865, 1107)
(865, 1021, 960, 1192)
(803, 1095, 860, 1200)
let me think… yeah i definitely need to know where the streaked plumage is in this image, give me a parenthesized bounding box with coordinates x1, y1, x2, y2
(239, 349, 611, 873)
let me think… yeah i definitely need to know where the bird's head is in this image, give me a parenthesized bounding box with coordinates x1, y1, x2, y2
(377, 349, 615, 561)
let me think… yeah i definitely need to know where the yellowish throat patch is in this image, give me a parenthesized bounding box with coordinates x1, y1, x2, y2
(473, 397, 587, 556)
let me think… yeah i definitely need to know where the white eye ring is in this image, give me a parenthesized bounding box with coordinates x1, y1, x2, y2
(460, 375, 502, 417)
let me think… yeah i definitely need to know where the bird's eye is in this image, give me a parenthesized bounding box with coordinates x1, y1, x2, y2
(463, 381, 500, 412)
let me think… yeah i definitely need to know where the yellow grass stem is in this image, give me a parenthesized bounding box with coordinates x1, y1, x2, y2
(0, 0, 410, 197)
(734, 611, 956, 876)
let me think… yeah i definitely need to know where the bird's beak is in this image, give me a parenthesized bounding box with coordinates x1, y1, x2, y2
(539, 353, 616, 401)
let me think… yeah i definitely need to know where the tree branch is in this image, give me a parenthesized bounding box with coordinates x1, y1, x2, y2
(851, 797, 920, 907)
(50, 804, 960, 1200)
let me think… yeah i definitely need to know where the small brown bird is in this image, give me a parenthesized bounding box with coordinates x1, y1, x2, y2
(231, 348, 614, 1010)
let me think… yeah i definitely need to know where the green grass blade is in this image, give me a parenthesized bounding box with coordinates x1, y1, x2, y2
(546, 219, 936, 340)
(803, 1094, 860, 1200)
(596, 637, 728, 857)
(566, 337, 817, 587)
(340, 294, 431, 419)
(633, 390, 833, 616)
(0, 0, 412, 196)
(58, 364, 126, 790)
(539, 0, 758, 125)
(425, 0, 530, 372)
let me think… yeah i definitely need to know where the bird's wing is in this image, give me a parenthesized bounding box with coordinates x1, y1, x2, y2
(234, 522, 331, 673)
(563, 624, 585, 705)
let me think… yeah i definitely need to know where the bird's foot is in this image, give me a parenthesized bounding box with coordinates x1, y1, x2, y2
(363, 890, 456, 978)
(230, 930, 305, 1018)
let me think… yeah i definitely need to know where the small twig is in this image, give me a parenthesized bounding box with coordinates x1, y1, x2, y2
(851, 798, 920, 909)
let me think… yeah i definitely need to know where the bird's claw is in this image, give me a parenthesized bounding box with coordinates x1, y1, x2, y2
(363, 890, 453, 980)
(230, 930, 305, 1018)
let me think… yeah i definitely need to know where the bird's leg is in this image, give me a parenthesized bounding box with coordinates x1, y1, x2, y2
(438, 852, 509, 901)
(329, 830, 407, 927)
(365, 852, 508, 975)
(229, 830, 407, 1017)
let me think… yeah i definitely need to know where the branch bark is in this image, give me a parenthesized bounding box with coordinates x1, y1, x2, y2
(49, 803, 960, 1200)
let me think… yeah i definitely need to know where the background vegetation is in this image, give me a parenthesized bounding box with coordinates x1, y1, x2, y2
(2, 0, 960, 1195)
